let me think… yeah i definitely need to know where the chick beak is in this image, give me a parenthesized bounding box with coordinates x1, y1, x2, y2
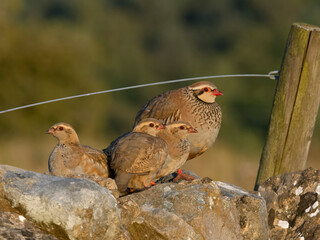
(157, 124, 166, 130)
(213, 89, 223, 96)
(188, 127, 198, 133)
(46, 128, 55, 134)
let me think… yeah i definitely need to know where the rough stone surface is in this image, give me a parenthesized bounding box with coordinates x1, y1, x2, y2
(0, 211, 57, 240)
(258, 167, 320, 240)
(0, 165, 120, 240)
(119, 178, 268, 240)
(216, 181, 269, 239)
(7, 164, 319, 240)
(84, 175, 119, 198)
(56, 173, 120, 199)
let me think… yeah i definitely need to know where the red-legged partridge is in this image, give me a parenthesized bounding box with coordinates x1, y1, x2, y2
(103, 119, 167, 193)
(134, 81, 222, 160)
(155, 121, 197, 181)
(47, 122, 110, 178)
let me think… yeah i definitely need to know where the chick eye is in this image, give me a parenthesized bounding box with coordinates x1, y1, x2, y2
(203, 87, 210, 92)
(59, 127, 64, 131)
(149, 123, 154, 127)
(179, 126, 185, 130)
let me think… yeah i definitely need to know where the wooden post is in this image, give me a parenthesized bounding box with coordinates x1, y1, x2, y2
(255, 23, 320, 190)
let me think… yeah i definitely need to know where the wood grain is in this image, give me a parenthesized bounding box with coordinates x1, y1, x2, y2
(255, 23, 320, 189)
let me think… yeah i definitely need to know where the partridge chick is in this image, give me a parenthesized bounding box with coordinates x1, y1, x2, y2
(47, 122, 109, 178)
(104, 119, 167, 193)
(155, 121, 197, 181)
(134, 81, 223, 160)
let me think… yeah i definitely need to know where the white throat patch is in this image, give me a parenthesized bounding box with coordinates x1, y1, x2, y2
(197, 92, 216, 103)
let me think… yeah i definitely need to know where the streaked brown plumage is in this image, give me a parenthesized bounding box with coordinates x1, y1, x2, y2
(155, 121, 197, 180)
(103, 119, 167, 193)
(47, 122, 109, 178)
(134, 81, 222, 160)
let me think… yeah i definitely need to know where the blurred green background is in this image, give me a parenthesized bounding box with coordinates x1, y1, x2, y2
(0, 0, 319, 190)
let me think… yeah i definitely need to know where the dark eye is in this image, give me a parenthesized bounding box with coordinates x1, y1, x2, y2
(203, 87, 210, 92)
(149, 123, 154, 127)
(179, 125, 185, 130)
(59, 127, 64, 131)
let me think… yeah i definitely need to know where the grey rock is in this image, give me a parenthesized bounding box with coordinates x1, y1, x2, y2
(258, 167, 320, 240)
(0, 164, 274, 240)
(59, 173, 120, 199)
(119, 178, 268, 240)
(0, 211, 57, 240)
(0, 165, 120, 240)
(216, 181, 269, 239)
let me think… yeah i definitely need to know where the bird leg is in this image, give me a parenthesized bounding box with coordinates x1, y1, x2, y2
(173, 169, 195, 182)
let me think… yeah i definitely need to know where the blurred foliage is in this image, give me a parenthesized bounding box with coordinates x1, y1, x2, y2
(0, 0, 319, 189)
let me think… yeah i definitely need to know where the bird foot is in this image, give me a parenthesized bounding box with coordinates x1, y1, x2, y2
(173, 169, 195, 182)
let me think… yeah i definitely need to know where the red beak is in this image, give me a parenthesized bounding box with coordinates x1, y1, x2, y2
(213, 89, 223, 96)
(188, 127, 198, 133)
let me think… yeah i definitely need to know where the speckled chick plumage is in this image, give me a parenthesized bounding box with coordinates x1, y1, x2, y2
(103, 119, 168, 193)
(47, 122, 109, 178)
(155, 121, 197, 179)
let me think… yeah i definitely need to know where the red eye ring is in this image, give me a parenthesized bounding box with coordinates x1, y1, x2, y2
(149, 123, 155, 127)
(203, 87, 210, 92)
(59, 127, 64, 131)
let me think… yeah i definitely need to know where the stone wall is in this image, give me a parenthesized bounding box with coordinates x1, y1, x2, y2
(0, 165, 319, 240)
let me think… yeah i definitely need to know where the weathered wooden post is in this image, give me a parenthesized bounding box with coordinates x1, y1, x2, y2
(255, 23, 320, 190)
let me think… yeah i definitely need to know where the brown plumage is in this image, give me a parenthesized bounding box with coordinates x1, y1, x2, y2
(134, 81, 223, 160)
(47, 122, 109, 178)
(103, 119, 167, 193)
(155, 121, 197, 180)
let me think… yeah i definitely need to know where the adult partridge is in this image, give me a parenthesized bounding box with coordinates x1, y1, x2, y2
(47, 122, 110, 178)
(103, 119, 167, 193)
(155, 121, 197, 181)
(134, 81, 222, 160)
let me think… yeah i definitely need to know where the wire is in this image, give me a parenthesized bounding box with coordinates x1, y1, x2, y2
(0, 71, 279, 115)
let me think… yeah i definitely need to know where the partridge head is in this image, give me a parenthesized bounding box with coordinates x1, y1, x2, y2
(104, 118, 165, 165)
(134, 81, 222, 160)
(132, 118, 166, 135)
(47, 122, 109, 178)
(104, 119, 167, 193)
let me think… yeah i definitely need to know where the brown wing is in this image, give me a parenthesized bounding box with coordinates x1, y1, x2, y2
(112, 132, 167, 175)
(134, 88, 184, 126)
(81, 145, 110, 177)
(103, 132, 130, 162)
(83, 145, 105, 158)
